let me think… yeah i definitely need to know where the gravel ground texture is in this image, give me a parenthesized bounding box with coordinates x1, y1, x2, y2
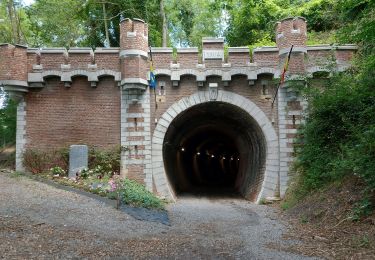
(0, 170, 317, 259)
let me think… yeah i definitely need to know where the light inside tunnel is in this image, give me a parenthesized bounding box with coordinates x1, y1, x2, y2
(163, 102, 267, 200)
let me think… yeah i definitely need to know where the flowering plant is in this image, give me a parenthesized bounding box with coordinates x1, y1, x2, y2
(50, 166, 66, 176)
(107, 174, 124, 208)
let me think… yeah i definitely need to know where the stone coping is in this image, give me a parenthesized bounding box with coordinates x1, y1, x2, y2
(177, 47, 199, 53)
(150, 47, 173, 53)
(228, 47, 250, 53)
(202, 37, 224, 43)
(68, 47, 93, 54)
(253, 46, 278, 53)
(94, 48, 120, 53)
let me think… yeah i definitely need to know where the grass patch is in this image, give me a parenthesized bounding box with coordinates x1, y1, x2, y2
(121, 179, 165, 210)
(9, 171, 24, 178)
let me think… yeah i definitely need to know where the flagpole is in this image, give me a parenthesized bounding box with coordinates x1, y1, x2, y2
(149, 46, 158, 110)
(271, 45, 294, 108)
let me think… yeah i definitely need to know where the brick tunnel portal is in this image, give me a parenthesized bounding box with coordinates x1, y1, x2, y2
(163, 102, 267, 200)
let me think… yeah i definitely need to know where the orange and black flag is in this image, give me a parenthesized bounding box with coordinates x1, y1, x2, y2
(271, 45, 294, 107)
(280, 45, 294, 84)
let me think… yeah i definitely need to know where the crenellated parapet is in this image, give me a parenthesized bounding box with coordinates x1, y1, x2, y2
(0, 44, 122, 100)
(27, 47, 121, 88)
(0, 17, 358, 101)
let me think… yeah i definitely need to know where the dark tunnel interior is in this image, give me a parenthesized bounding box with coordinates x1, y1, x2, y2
(163, 102, 267, 200)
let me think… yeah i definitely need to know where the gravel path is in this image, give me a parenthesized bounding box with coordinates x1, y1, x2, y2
(0, 171, 316, 259)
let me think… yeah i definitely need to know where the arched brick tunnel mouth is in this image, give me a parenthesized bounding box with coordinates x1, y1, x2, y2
(163, 102, 267, 200)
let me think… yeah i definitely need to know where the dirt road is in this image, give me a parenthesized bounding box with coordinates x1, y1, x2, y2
(0, 171, 315, 259)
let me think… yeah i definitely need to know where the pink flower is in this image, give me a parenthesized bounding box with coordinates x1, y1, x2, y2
(108, 179, 117, 192)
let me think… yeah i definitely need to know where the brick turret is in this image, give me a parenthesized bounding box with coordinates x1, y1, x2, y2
(119, 18, 149, 89)
(275, 17, 308, 197)
(119, 18, 153, 189)
(276, 17, 307, 74)
(0, 44, 28, 101)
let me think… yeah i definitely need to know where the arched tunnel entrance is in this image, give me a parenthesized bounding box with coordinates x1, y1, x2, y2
(163, 102, 267, 200)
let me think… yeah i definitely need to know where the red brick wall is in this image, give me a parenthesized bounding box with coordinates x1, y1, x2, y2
(335, 50, 355, 64)
(307, 50, 333, 67)
(69, 53, 92, 69)
(40, 53, 66, 70)
(0, 45, 12, 80)
(288, 52, 306, 74)
(276, 17, 307, 49)
(151, 74, 278, 135)
(253, 52, 279, 68)
(177, 53, 199, 68)
(25, 76, 120, 150)
(203, 42, 224, 49)
(127, 165, 145, 184)
(27, 52, 37, 71)
(153, 53, 172, 69)
(120, 19, 148, 53)
(228, 53, 250, 66)
(95, 53, 120, 71)
(0, 45, 27, 81)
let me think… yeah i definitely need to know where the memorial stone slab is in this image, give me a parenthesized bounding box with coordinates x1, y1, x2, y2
(69, 145, 88, 177)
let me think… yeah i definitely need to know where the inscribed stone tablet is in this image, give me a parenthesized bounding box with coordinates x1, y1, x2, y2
(69, 145, 88, 177)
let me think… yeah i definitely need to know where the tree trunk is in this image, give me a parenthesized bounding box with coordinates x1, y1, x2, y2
(102, 2, 110, 47)
(160, 0, 167, 47)
(7, 0, 17, 43)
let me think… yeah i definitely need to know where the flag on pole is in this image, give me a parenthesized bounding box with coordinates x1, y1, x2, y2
(271, 45, 294, 107)
(149, 46, 158, 109)
(280, 45, 294, 85)
(149, 62, 156, 89)
(149, 47, 156, 89)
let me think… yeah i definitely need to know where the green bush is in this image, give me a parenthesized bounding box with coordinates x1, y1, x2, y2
(291, 67, 375, 217)
(121, 179, 165, 210)
(49, 166, 66, 176)
(295, 73, 375, 193)
(88, 146, 121, 175)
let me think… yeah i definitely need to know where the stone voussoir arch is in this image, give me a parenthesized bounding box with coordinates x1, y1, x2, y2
(151, 90, 279, 203)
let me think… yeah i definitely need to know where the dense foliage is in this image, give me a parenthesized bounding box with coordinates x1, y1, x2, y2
(0, 90, 17, 147)
(0, 0, 346, 48)
(292, 0, 375, 215)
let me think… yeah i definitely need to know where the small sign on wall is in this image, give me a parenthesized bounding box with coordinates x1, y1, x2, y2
(156, 95, 166, 103)
(203, 49, 224, 61)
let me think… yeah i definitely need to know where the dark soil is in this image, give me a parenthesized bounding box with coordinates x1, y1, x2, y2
(275, 177, 375, 259)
